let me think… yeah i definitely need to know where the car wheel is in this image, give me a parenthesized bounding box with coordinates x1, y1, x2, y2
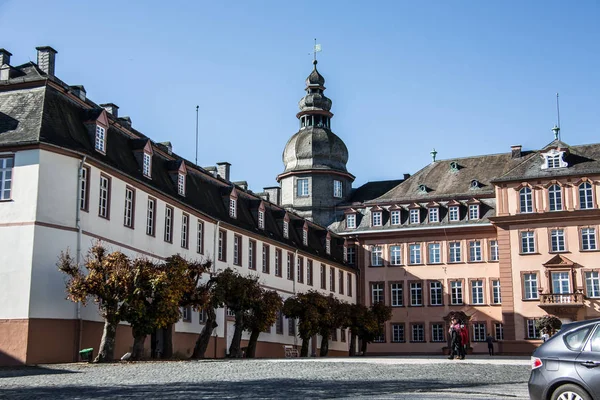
(551, 384, 592, 400)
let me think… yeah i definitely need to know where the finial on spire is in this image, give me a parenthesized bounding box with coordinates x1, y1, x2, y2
(430, 148, 438, 163)
(313, 39, 322, 63)
(555, 92, 561, 141)
(552, 125, 560, 140)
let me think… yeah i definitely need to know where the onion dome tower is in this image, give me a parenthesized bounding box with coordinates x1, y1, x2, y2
(276, 60, 354, 226)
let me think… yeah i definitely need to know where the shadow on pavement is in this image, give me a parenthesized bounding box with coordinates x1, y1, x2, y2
(1, 378, 527, 399)
(0, 366, 79, 379)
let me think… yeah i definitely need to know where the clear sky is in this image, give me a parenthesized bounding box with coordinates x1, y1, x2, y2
(1, 0, 599, 191)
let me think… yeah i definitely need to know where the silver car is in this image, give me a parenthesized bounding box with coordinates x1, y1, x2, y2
(529, 318, 600, 400)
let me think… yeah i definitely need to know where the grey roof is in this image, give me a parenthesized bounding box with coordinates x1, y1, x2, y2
(281, 127, 350, 174)
(0, 86, 45, 145)
(345, 179, 405, 204)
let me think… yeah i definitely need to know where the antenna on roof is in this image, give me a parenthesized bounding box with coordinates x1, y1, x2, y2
(553, 92, 561, 141)
(195, 105, 199, 166)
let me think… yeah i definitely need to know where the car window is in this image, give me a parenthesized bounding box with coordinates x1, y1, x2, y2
(564, 326, 593, 351)
(590, 326, 600, 352)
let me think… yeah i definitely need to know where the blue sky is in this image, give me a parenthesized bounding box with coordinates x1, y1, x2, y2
(1, 0, 598, 190)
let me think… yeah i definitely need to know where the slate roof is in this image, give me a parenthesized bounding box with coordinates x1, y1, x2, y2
(0, 66, 348, 267)
(345, 179, 405, 204)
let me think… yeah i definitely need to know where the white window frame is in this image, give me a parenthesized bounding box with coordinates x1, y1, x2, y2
(164, 206, 173, 243)
(178, 173, 185, 196)
(519, 187, 533, 213)
(579, 182, 594, 209)
(492, 280, 501, 304)
(409, 209, 420, 224)
(469, 240, 482, 262)
(490, 240, 499, 261)
(283, 221, 289, 238)
(98, 175, 109, 218)
(521, 231, 536, 254)
(585, 271, 600, 298)
(428, 243, 441, 264)
(550, 229, 566, 252)
(142, 152, 151, 178)
(346, 214, 356, 229)
(197, 221, 204, 254)
(333, 180, 343, 198)
(451, 281, 463, 305)
(326, 238, 331, 255)
(409, 243, 421, 264)
(391, 210, 401, 225)
(258, 210, 265, 229)
(124, 187, 134, 228)
(527, 319, 540, 339)
(412, 324, 425, 342)
(582, 228, 597, 251)
(428, 207, 439, 223)
(392, 324, 404, 342)
(548, 184, 563, 211)
(473, 322, 486, 342)
(449, 242, 461, 263)
(471, 280, 484, 304)
(524, 273, 539, 300)
(146, 198, 155, 236)
(371, 283, 384, 304)
(371, 245, 383, 266)
(468, 204, 479, 220)
(95, 125, 106, 153)
(297, 178, 309, 197)
(302, 229, 308, 246)
(389, 245, 402, 265)
(431, 324, 445, 342)
(229, 198, 237, 218)
(449, 206, 459, 222)
(410, 282, 422, 306)
(430, 281, 443, 305)
(390, 283, 403, 307)
(181, 213, 189, 248)
(79, 165, 87, 210)
(372, 211, 382, 227)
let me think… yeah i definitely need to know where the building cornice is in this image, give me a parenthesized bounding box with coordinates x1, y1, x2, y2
(276, 168, 355, 183)
(337, 222, 494, 236)
(489, 209, 600, 227)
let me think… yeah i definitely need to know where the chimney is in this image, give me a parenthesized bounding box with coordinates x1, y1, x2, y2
(403, 173, 411, 180)
(159, 141, 173, 155)
(216, 162, 231, 181)
(0, 49, 12, 66)
(511, 145, 522, 159)
(36, 46, 58, 76)
(0, 64, 10, 81)
(234, 181, 248, 191)
(118, 116, 132, 128)
(70, 85, 87, 101)
(263, 186, 281, 205)
(100, 103, 119, 117)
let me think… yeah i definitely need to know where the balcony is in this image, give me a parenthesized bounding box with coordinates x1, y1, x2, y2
(538, 293, 584, 317)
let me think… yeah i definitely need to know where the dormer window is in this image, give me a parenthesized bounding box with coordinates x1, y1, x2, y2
(428, 207, 439, 223)
(177, 173, 185, 196)
(303, 228, 308, 246)
(450, 161, 459, 172)
(542, 149, 568, 169)
(391, 210, 401, 225)
(283, 221, 289, 238)
(143, 152, 152, 178)
(346, 214, 356, 229)
(326, 237, 331, 255)
(409, 208, 420, 224)
(547, 154, 561, 168)
(470, 180, 480, 189)
(372, 211, 382, 226)
(449, 206, 459, 221)
(469, 204, 480, 220)
(418, 185, 427, 194)
(95, 125, 106, 153)
(229, 198, 237, 218)
(258, 210, 265, 229)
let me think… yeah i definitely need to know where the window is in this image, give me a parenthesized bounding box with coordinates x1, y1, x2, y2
(276, 312, 284, 334)
(520, 231, 536, 253)
(341, 329, 346, 342)
(142, 152, 151, 177)
(197, 221, 204, 254)
(79, 165, 89, 210)
(198, 309, 206, 323)
(297, 178, 309, 197)
(288, 318, 296, 336)
(347, 273, 352, 297)
(565, 327, 594, 351)
(492, 280, 501, 304)
(258, 210, 265, 229)
(586, 272, 600, 298)
(527, 319, 540, 339)
(410, 282, 422, 306)
(431, 324, 445, 342)
(494, 323, 504, 341)
(177, 173, 185, 196)
(262, 244, 270, 273)
(430, 281, 443, 306)
(229, 198, 237, 218)
(524, 273, 539, 299)
(297, 257, 303, 283)
(95, 125, 106, 153)
(390, 283, 403, 307)
(326, 238, 331, 255)
(164, 206, 173, 243)
(346, 214, 356, 229)
(218, 229, 226, 261)
(412, 324, 424, 342)
(98, 175, 110, 219)
(468, 204, 479, 220)
(582, 228, 597, 251)
(248, 240, 256, 270)
(330, 267, 335, 292)
(331, 329, 338, 342)
(428, 208, 439, 223)
(409, 209, 420, 224)
(275, 249, 282, 277)
(346, 246, 356, 265)
(391, 210, 401, 225)
(320, 264, 326, 289)
(372, 211, 382, 226)
(552, 271, 570, 295)
(389, 245, 402, 265)
(333, 180, 343, 198)
(339, 270, 344, 294)
(579, 182, 594, 209)
(550, 229, 566, 252)
(371, 282, 384, 304)
(302, 229, 308, 246)
(469, 241, 482, 262)
(473, 322, 486, 342)
(546, 154, 561, 168)
(548, 184, 562, 211)
(283, 221, 289, 238)
(409, 244, 421, 264)
(287, 253, 293, 280)
(451, 281, 463, 305)
(449, 242, 461, 263)
(428, 243, 441, 264)
(519, 187, 533, 213)
(123, 187, 135, 228)
(449, 206, 459, 221)
(146, 198, 156, 236)
(392, 324, 405, 342)
(471, 280, 484, 304)
(373, 333, 385, 343)
(489, 240, 499, 261)
(182, 306, 191, 322)
(181, 213, 189, 248)
(307, 260, 313, 286)
(371, 245, 383, 266)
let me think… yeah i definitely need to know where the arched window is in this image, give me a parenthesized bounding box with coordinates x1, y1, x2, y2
(579, 182, 594, 209)
(519, 187, 533, 213)
(548, 184, 562, 211)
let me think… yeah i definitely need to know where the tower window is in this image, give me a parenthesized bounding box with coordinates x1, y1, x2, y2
(95, 125, 106, 153)
(333, 180, 343, 198)
(143, 152, 152, 178)
(297, 178, 309, 197)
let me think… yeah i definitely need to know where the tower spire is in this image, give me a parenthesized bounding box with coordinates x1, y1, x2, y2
(554, 92, 561, 141)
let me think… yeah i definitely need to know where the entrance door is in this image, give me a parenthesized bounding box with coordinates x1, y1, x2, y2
(552, 272, 570, 303)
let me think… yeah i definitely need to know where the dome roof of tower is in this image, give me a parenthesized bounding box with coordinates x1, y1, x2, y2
(306, 60, 325, 87)
(298, 92, 332, 112)
(282, 127, 349, 173)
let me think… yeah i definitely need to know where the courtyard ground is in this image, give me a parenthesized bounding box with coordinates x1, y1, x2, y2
(0, 356, 531, 399)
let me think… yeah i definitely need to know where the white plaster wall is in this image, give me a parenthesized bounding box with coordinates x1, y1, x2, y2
(0, 225, 35, 319)
(0, 149, 40, 223)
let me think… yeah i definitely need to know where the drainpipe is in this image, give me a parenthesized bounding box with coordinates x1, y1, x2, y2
(213, 220, 220, 357)
(293, 249, 298, 348)
(75, 155, 86, 359)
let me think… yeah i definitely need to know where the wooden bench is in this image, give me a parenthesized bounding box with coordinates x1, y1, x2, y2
(284, 345, 299, 358)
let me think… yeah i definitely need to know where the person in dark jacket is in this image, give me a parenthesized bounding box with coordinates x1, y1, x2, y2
(447, 318, 462, 360)
(486, 334, 494, 355)
(458, 323, 468, 359)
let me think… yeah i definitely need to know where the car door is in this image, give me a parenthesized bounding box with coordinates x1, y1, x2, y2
(575, 324, 600, 399)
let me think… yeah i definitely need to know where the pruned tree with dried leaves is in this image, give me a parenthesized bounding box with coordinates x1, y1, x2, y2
(243, 289, 283, 358)
(282, 290, 328, 357)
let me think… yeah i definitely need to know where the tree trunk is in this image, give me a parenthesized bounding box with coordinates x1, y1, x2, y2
(246, 329, 260, 358)
(300, 337, 309, 357)
(191, 308, 218, 359)
(319, 332, 330, 357)
(130, 331, 146, 361)
(228, 312, 244, 358)
(349, 332, 357, 356)
(361, 339, 368, 356)
(94, 319, 117, 363)
(161, 324, 173, 359)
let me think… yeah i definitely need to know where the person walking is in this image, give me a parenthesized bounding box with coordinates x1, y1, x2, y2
(448, 318, 462, 360)
(486, 334, 494, 356)
(458, 323, 468, 359)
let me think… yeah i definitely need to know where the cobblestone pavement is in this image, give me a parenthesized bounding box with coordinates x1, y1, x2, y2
(0, 356, 531, 399)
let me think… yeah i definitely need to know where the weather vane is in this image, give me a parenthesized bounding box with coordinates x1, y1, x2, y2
(310, 38, 322, 61)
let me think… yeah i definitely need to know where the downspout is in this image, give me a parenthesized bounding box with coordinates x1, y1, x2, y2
(294, 249, 298, 348)
(213, 220, 220, 358)
(75, 155, 86, 359)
